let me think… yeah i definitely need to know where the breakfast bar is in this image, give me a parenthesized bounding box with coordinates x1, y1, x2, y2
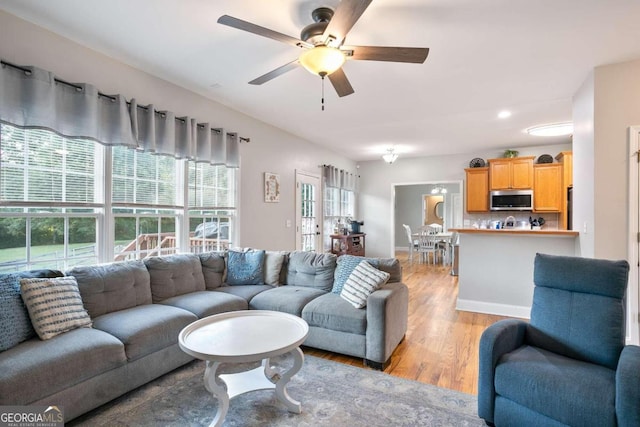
(451, 228, 579, 318)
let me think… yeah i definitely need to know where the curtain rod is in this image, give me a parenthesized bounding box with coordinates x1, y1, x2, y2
(1, 60, 231, 136)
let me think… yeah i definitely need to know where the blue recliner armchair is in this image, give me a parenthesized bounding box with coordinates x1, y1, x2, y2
(478, 253, 640, 426)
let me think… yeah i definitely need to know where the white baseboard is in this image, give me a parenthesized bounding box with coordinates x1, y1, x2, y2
(456, 299, 531, 319)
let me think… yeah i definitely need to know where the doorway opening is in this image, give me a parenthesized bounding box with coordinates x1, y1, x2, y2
(392, 181, 463, 254)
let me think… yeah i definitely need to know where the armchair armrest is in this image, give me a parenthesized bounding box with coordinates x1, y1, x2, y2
(365, 281, 409, 368)
(616, 344, 640, 427)
(478, 318, 528, 423)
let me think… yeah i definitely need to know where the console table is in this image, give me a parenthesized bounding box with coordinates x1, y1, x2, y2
(330, 233, 366, 257)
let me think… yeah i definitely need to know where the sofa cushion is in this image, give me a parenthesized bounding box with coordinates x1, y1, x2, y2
(199, 252, 226, 289)
(302, 292, 367, 335)
(340, 261, 390, 309)
(0, 327, 126, 405)
(0, 270, 65, 351)
(20, 276, 93, 340)
(495, 345, 616, 426)
(145, 253, 206, 302)
(92, 304, 196, 361)
(159, 290, 248, 318)
(227, 249, 265, 285)
(249, 286, 326, 316)
(373, 257, 403, 283)
(286, 251, 337, 292)
(214, 284, 274, 302)
(69, 260, 152, 318)
(265, 251, 288, 285)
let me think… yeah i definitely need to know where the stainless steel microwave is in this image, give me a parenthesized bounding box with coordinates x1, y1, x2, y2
(490, 189, 534, 211)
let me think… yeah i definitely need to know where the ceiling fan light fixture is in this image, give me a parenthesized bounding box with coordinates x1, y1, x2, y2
(382, 148, 398, 164)
(299, 46, 346, 77)
(526, 122, 573, 137)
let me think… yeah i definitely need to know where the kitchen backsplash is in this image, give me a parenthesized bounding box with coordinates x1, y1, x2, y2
(463, 212, 559, 230)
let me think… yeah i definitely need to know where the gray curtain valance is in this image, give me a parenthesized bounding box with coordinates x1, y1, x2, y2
(322, 165, 357, 191)
(0, 61, 242, 167)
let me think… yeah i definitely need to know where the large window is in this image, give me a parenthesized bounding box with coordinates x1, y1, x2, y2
(187, 162, 235, 253)
(0, 124, 236, 272)
(112, 147, 179, 261)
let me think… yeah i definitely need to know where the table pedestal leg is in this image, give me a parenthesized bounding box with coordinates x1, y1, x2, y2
(274, 347, 304, 413)
(203, 360, 228, 427)
(203, 348, 305, 425)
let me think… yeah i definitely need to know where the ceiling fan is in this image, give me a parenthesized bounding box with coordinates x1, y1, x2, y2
(217, 0, 429, 99)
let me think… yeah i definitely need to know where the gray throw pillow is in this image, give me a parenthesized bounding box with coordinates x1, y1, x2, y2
(332, 254, 380, 294)
(20, 276, 92, 340)
(227, 249, 265, 285)
(264, 251, 288, 286)
(340, 261, 390, 309)
(0, 273, 36, 351)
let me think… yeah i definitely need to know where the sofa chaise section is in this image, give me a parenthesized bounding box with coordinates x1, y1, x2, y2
(301, 255, 408, 369)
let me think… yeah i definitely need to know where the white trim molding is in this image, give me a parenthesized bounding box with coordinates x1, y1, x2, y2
(627, 125, 640, 345)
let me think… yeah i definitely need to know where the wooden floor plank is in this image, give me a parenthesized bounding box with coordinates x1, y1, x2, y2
(305, 251, 512, 395)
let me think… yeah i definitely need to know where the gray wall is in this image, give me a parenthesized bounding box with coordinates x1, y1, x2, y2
(572, 57, 640, 260)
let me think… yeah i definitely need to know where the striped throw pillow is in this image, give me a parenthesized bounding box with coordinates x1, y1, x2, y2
(340, 261, 390, 309)
(20, 276, 92, 340)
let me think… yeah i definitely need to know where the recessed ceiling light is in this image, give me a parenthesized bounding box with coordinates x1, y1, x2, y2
(526, 122, 573, 136)
(498, 111, 511, 119)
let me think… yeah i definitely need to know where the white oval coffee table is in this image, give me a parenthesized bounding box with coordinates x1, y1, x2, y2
(178, 310, 309, 427)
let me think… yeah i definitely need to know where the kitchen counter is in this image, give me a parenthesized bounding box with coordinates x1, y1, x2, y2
(451, 228, 578, 237)
(452, 228, 579, 318)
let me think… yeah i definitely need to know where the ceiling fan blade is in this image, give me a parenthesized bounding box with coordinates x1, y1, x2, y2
(249, 60, 300, 85)
(328, 68, 355, 97)
(218, 15, 313, 49)
(322, 0, 373, 47)
(343, 46, 430, 63)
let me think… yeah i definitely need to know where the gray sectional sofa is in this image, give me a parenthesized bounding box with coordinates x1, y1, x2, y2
(0, 250, 408, 422)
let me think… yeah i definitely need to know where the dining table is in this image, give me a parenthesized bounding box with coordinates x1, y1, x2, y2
(412, 231, 454, 265)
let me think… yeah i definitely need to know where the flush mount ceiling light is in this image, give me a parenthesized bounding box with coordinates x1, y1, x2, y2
(382, 148, 398, 164)
(498, 110, 512, 119)
(526, 122, 573, 137)
(299, 46, 346, 77)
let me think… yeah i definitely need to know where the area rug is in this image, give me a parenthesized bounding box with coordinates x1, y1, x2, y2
(68, 355, 484, 426)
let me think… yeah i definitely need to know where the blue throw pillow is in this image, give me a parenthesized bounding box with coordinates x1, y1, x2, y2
(0, 273, 36, 351)
(227, 249, 265, 285)
(332, 255, 380, 294)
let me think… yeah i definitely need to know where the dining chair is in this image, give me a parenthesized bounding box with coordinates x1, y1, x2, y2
(425, 224, 442, 234)
(417, 230, 440, 264)
(402, 224, 419, 263)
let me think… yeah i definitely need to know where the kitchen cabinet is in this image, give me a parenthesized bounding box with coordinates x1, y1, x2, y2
(330, 233, 365, 256)
(465, 167, 489, 212)
(555, 151, 573, 229)
(533, 163, 562, 212)
(489, 156, 534, 190)
(555, 151, 573, 187)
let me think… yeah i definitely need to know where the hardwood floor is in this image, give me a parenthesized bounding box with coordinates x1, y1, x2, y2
(305, 251, 511, 395)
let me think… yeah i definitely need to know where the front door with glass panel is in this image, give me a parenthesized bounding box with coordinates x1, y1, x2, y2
(296, 171, 321, 251)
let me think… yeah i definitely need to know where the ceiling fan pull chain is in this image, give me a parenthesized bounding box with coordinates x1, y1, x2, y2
(321, 75, 325, 111)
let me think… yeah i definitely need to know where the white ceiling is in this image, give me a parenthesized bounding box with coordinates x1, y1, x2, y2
(2, 0, 640, 161)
